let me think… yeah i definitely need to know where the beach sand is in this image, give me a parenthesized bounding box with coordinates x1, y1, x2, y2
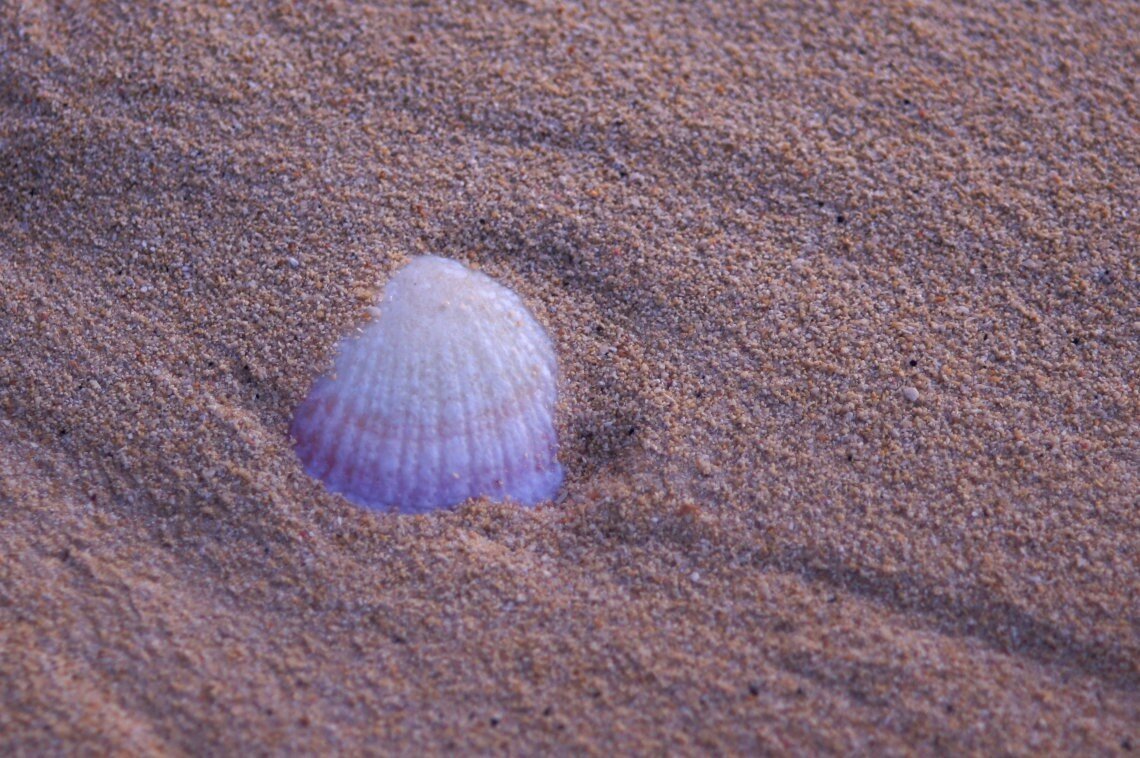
(1, 1, 1137, 753)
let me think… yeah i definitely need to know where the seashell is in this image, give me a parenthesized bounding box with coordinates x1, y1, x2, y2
(290, 255, 563, 514)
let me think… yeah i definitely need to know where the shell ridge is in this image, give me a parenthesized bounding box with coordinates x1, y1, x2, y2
(315, 382, 347, 484)
(355, 327, 388, 500)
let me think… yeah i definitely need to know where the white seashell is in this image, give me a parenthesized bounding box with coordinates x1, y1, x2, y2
(291, 256, 563, 514)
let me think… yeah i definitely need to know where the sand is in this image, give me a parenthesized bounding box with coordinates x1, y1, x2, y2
(1, 1, 1137, 753)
